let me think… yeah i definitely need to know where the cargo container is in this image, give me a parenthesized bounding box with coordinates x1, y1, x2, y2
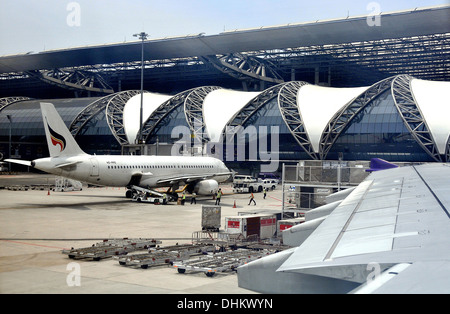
(201, 205, 221, 231)
(225, 214, 277, 239)
(277, 217, 305, 235)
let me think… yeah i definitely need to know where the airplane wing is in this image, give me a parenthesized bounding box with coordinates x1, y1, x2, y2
(156, 172, 232, 185)
(238, 163, 450, 294)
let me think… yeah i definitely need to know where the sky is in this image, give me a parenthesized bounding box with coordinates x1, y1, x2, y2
(0, 0, 448, 56)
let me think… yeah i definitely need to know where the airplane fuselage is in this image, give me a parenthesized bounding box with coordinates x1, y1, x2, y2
(33, 154, 230, 188)
(7, 103, 231, 197)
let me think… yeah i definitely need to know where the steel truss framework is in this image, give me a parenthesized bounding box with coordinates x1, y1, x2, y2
(1, 32, 448, 99)
(105, 90, 144, 145)
(69, 90, 143, 145)
(184, 86, 222, 142)
(70, 94, 115, 137)
(26, 69, 114, 95)
(0, 97, 31, 111)
(318, 74, 448, 161)
(141, 88, 196, 142)
(201, 54, 284, 84)
(225, 83, 284, 129)
(319, 76, 395, 159)
(391, 75, 443, 162)
(446, 136, 450, 162)
(277, 81, 317, 159)
(253, 33, 450, 82)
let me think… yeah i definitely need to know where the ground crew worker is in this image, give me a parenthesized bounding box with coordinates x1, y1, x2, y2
(215, 188, 222, 205)
(248, 192, 256, 205)
(163, 193, 167, 205)
(191, 192, 197, 204)
(263, 187, 267, 199)
(181, 191, 186, 205)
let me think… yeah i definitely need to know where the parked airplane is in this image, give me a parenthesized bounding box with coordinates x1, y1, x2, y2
(6, 103, 232, 199)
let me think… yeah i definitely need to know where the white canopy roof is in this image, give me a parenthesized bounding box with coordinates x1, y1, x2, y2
(411, 79, 450, 154)
(123, 93, 171, 144)
(297, 85, 369, 153)
(203, 89, 261, 142)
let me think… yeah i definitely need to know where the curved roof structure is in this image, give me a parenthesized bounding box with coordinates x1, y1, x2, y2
(203, 89, 261, 142)
(0, 6, 448, 98)
(297, 85, 369, 153)
(410, 78, 450, 154)
(221, 75, 450, 162)
(1, 6, 448, 74)
(1, 74, 449, 163)
(123, 92, 171, 144)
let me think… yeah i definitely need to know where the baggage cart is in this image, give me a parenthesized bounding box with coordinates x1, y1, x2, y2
(61, 238, 161, 261)
(115, 243, 214, 269)
(173, 249, 271, 277)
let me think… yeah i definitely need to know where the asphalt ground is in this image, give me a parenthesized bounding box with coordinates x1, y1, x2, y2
(0, 173, 285, 295)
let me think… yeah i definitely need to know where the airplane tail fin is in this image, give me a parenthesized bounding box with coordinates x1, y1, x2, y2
(40, 102, 86, 157)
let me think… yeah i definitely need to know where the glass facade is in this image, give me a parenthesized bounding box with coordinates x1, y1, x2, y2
(146, 103, 190, 145)
(226, 97, 310, 162)
(0, 99, 94, 160)
(0, 82, 442, 165)
(0, 97, 122, 161)
(75, 109, 122, 155)
(327, 89, 433, 162)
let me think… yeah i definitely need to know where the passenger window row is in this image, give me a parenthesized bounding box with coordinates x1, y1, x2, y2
(106, 165, 213, 169)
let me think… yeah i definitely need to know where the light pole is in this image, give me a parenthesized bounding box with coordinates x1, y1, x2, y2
(6, 114, 12, 172)
(133, 31, 149, 147)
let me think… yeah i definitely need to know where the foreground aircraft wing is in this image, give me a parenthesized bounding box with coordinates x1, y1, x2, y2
(156, 172, 232, 185)
(238, 163, 450, 294)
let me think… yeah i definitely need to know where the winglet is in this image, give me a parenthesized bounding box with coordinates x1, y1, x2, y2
(366, 158, 398, 172)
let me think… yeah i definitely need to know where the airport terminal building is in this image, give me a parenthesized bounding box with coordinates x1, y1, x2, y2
(1, 74, 449, 167)
(0, 6, 449, 170)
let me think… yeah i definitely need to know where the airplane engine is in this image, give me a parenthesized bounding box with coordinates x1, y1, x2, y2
(193, 179, 219, 195)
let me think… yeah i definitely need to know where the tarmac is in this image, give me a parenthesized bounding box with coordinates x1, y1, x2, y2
(0, 173, 285, 294)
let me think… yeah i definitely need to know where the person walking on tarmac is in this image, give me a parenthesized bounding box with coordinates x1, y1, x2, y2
(191, 192, 197, 204)
(248, 192, 256, 205)
(215, 188, 222, 205)
(263, 187, 267, 199)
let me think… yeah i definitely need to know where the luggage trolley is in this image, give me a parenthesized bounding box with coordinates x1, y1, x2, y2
(173, 249, 271, 277)
(61, 238, 161, 261)
(115, 243, 215, 269)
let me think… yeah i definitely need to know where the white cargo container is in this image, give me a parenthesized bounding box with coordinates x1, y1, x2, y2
(277, 217, 305, 235)
(225, 214, 277, 239)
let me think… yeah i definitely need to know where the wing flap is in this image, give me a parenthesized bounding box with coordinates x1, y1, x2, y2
(352, 261, 450, 294)
(278, 164, 450, 280)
